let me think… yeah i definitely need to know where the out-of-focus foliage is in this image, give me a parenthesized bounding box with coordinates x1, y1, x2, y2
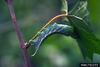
(88, 0, 100, 38)
(68, 15, 100, 59)
(0, 0, 61, 67)
(0, 0, 100, 67)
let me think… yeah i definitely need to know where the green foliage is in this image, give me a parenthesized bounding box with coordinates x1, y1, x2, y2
(88, 0, 100, 23)
(67, 0, 100, 59)
(69, 0, 89, 18)
(30, 0, 100, 60)
(67, 15, 100, 59)
(1, 0, 100, 67)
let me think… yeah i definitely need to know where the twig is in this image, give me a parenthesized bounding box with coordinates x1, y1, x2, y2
(5, 0, 31, 67)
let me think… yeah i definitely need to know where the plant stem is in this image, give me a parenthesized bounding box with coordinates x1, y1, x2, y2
(5, 0, 31, 67)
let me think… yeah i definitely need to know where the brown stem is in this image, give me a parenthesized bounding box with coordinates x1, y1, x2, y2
(5, 0, 31, 67)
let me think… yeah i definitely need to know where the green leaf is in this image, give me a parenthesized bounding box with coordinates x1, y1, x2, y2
(69, 0, 89, 19)
(88, 0, 100, 23)
(67, 15, 100, 59)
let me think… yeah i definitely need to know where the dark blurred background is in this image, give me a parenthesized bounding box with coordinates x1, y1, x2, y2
(0, 0, 100, 67)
